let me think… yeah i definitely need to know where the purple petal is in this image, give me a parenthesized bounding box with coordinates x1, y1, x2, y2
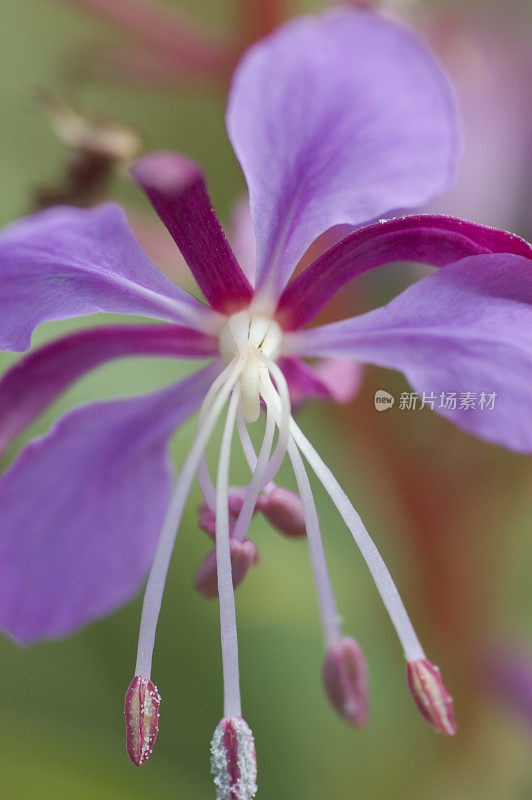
(291, 254, 532, 452)
(0, 203, 216, 352)
(0, 324, 218, 456)
(132, 153, 253, 312)
(279, 357, 362, 406)
(0, 362, 220, 643)
(227, 10, 458, 300)
(277, 215, 532, 329)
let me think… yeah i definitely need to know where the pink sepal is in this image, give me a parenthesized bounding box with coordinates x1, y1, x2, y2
(124, 676, 161, 766)
(407, 659, 457, 736)
(322, 637, 369, 726)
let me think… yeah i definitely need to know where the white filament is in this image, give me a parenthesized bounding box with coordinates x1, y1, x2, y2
(286, 435, 342, 646)
(216, 387, 242, 718)
(289, 416, 425, 662)
(135, 358, 243, 678)
(231, 404, 275, 543)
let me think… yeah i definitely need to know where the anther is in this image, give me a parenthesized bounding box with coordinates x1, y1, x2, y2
(407, 659, 457, 736)
(210, 716, 257, 800)
(124, 676, 161, 765)
(323, 637, 369, 726)
(195, 539, 259, 598)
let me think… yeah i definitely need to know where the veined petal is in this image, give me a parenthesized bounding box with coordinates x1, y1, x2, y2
(290, 254, 532, 452)
(0, 324, 218, 456)
(0, 203, 217, 352)
(227, 10, 458, 302)
(0, 362, 220, 644)
(132, 153, 253, 313)
(277, 215, 532, 330)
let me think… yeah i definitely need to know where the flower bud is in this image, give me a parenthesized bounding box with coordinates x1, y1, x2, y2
(124, 676, 161, 765)
(210, 716, 257, 800)
(407, 659, 457, 736)
(195, 540, 258, 598)
(257, 487, 307, 538)
(322, 637, 369, 726)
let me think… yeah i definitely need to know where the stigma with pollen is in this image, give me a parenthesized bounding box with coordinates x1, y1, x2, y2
(219, 310, 283, 423)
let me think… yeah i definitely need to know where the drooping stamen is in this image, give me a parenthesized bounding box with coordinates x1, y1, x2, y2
(407, 659, 457, 736)
(258, 375, 340, 646)
(135, 358, 244, 679)
(322, 637, 369, 727)
(285, 433, 341, 647)
(261, 383, 425, 663)
(210, 716, 257, 800)
(216, 387, 243, 718)
(288, 415, 426, 663)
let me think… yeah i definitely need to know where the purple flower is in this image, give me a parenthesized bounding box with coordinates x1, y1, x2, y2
(1, 9, 531, 791)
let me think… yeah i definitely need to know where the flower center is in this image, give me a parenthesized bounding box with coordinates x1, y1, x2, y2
(219, 310, 282, 423)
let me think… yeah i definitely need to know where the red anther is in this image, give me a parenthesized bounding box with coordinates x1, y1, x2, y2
(210, 716, 257, 799)
(322, 637, 369, 726)
(257, 487, 307, 537)
(124, 676, 161, 765)
(198, 492, 247, 539)
(195, 539, 258, 598)
(407, 659, 457, 736)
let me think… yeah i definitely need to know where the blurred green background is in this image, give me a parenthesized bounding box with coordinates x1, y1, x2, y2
(1, 1, 532, 798)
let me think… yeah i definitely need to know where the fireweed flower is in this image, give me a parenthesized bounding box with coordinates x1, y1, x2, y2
(1, 9, 532, 793)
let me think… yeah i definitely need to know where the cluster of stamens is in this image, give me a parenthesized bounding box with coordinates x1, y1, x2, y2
(123, 309, 456, 797)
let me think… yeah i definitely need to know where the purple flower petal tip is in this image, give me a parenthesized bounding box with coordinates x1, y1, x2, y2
(407, 659, 457, 736)
(195, 540, 258, 599)
(132, 152, 207, 204)
(210, 716, 257, 800)
(124, 676, 161, 766)
(257, 487, 307, 538)
(323, 637, 369, 727)
(228, 10, 458, 297)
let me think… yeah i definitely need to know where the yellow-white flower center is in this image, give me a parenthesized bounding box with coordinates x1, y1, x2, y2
(219, 310, 282, 424)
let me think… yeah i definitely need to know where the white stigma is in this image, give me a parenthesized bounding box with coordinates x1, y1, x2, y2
(219, 310, 282, 424)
